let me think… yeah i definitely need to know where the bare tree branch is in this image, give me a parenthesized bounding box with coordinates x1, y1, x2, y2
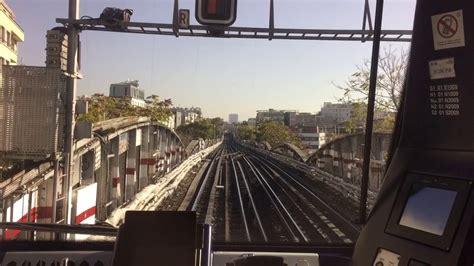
(335, 46, 407, 113)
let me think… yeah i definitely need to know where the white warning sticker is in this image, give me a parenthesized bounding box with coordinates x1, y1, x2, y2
(429, 58, 456, 80)
(431, 10, 465, 50)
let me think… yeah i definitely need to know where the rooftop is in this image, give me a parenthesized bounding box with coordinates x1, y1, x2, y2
(111, 80, 140, 87)
(1, 0, 15, 20)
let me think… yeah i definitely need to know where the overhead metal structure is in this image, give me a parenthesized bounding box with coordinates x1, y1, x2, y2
(57, 0, 411, 42)
(56, 18, 412, 42)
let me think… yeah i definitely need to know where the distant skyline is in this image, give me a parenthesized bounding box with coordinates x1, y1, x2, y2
(228, 113, 239, 123)
(10, 0, 414, 120)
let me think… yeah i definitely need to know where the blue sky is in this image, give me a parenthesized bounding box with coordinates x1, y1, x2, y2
(10, 0, 415, 121)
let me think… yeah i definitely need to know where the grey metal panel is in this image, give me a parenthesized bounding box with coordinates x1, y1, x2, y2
(0, 66, 66, 159)
(75, 121, 93, 140)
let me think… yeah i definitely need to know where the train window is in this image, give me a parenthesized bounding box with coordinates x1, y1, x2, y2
(0, 0, 414, 253)
(399, 186, 456, 236)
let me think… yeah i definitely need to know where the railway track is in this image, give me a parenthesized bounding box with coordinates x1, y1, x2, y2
(178, 136, 360, 244)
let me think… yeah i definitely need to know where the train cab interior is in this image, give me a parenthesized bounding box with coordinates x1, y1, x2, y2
(2, 0, 474, 265)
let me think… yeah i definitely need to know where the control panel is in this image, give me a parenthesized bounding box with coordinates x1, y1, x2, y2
(212, 251, 320, 266)
(373, 249, 400, 266)
(352, 1, 474, 265)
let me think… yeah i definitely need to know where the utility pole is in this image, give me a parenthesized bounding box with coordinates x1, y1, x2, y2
(63, 0, 80, 226)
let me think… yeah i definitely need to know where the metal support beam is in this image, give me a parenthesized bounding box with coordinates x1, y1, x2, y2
(56, 18, 412, 42)
(269, 0, 274, 41)
(361, 0, 372, 41)
(63, 0, 80, 226)
(360, 0, 384, 225)
(172, 0, 179, 37)
(51, 157, 59, 225)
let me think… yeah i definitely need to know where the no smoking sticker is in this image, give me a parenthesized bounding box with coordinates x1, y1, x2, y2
(431, 10, 465, 50)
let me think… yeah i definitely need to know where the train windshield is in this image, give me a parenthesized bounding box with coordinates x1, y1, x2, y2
(0, 0, 414, 246)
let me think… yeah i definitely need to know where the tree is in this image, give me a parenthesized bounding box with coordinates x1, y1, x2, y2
(236, 124, 256, 141)
(209, 117, 224, 138)
(341, 102, 396, 133)
(256, 122, 303, 148)
(335, 47, 407, 131)
(176, 118, 223, 146)
(336, 47, 407, 112)
(340, 102, 367, 133)
(77, 94, 173, 124)
(140, 96, 173, 122)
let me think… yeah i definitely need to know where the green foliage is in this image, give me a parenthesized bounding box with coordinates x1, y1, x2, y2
(76, 94, 173, 124)
(209, 117, 224, 137)
(237, 122, 301, 148)
(374, 113, 396, 132)
(341, 102, 367, 133)
(142, 95, 173, 122)
(342, 102, 396, 134)
(0, 159, 14, 170)
(176, 118, 223, 146)
(236, 125, 257, 141)
(256, 122, 303, 148)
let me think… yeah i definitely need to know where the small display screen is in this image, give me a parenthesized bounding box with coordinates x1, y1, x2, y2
(399, 185, 457, 235)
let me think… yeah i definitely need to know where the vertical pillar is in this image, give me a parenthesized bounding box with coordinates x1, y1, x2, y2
(97, 142, 108, 221)
(69, 156, 81, 225)
(169, 135, 175, 169)
(165, 132, 171, 173)
(108, 138, 120, 209)
(174, 139, 179, 166)
(125, 130, 137, 201)
(139, 127, 150, 190)
(51, 158, 59, 225)
(37, 179, 53, 240)
(6, 197, 12, 240)
(158, 128, 165, 158)
(150, 126, 158, 181)
(181, 147, 186, 161)
(63, 0, 80, 226)
(1, 196, 5, 240)
(118, 152, 126, 205)
(177, 146, 182, 164)
(158, 128, 165, 177)
(360, 0, 384, 225)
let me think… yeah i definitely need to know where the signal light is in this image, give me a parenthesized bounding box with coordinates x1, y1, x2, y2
(196, 0, 237, 26)
(208, 0, 217, 14)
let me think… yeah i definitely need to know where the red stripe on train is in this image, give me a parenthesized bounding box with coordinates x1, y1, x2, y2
(75, 206, 97, 224)
(4, 206, 53, 239)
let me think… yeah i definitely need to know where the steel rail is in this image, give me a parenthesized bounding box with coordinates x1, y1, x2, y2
(251, 157, 334, 242)
(235, 160, 268, 242)
(229, 157, 251, 242)
(258, 155, 361, 236)
(224, 157, 230, 242)
(190, 147, 222, 211)
(250, 155, 353, 243)
(242, 156, 307, 243)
